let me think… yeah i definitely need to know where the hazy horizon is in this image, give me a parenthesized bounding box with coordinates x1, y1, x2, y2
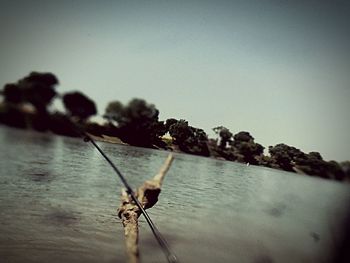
(0, 0, 349, 161)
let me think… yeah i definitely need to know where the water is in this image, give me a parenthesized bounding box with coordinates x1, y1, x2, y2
(0, 126, 349, 263)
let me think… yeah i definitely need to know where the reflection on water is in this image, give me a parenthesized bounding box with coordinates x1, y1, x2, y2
(0, 126, 350, 263)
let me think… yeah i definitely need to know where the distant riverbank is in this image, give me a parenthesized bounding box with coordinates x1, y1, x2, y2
(1, 71, 349, 182)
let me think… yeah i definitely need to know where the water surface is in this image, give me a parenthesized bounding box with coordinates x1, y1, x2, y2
(0, 126, 349, 263)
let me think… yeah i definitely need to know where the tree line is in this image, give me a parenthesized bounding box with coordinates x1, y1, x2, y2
(0, 72, 349, 181)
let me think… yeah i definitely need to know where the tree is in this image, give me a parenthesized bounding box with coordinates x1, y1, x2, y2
(231, 131, 264, 164)
(340, 161, 350, 181)
(295, 152, 346, 180)
(0, 107, 27, 129)
(48, 112, 80, 137)
(165, 118, 178, 132)
(1, 72, 58, 113)
(104, 101, 124, 123)
(3, 84, 23, 104)
(18, 72, 58, 113)
(168, 119, 193, 145)
(0, 72, 59, 131)
(327, 161, 345, 181)
(233, 131, 254, 142)
(308, 151, 323, 160)
(104, 98, 166, 147)
(168, 119, 210, 156)
(62, 91, 97, 121)
(268, 143, 306, 171)
(213, 126, 233, 149)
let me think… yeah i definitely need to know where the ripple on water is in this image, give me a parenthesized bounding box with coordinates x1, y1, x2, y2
(1, 126, 350, 263)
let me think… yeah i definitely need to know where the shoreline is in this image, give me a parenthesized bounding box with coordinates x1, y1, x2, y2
(0, 99, 349, 182)
(84, 131, 350, 183)
(0, 124, 349, 183)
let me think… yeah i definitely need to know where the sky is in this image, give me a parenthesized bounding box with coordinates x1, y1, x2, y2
(0, 0, 349, 161)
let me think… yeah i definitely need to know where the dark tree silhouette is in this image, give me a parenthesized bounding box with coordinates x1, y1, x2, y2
(0, 107, 27, 128)
(48, 112, 80, 137)
(168, 119, 192, 145)
(267, 145, 347, 180)
(104, 101, 124, 123)
(0, 72, 59, 131)
(165, 118, 178, 132)
(327, 161, 346, 181)
(168, 119, 210, 156)
(3, 84, 23, 104)
(84, 122, 106, 137)
(104, 98, 166, 147)
(295, 151, 345, 180)
(62, 91, 97, 121)
(233, 131, 254, 142)
(230, 131, 264, 164)
(19, 72, 58, 113)
(340, 161, 350, 181)
(268, 143, 306, 171)
(213, 126, 233, 149)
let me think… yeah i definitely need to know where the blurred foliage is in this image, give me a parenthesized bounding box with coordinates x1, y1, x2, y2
(48, 112, 80, 137)
(0, 72, 59, 131)
(213, 126, 232, 149)
(210, 128, 264, 164)
(103, 98, 166, 148)
(0, 105, 27, 129)
(19, 72, 58, 114)
(267, 144, 346, 180)
(268, 143, 306, 171)
(3, 84, 23, 104)
(62, 91, 97, 121)
(167, 119, 210, 156)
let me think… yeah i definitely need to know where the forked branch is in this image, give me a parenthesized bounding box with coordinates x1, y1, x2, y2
(118, 154, 174, 263)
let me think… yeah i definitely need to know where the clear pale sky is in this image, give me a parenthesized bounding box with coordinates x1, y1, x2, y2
(0, 0, 349, 161)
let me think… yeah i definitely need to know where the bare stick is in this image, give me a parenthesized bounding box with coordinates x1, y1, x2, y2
(153, 154, 174, 185)
(119, 188, 140, 263)
(137, 154, 174, 209)
(118, 154, 174, 263)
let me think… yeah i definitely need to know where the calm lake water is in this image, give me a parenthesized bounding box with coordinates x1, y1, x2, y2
(0, 126, 350, 263)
